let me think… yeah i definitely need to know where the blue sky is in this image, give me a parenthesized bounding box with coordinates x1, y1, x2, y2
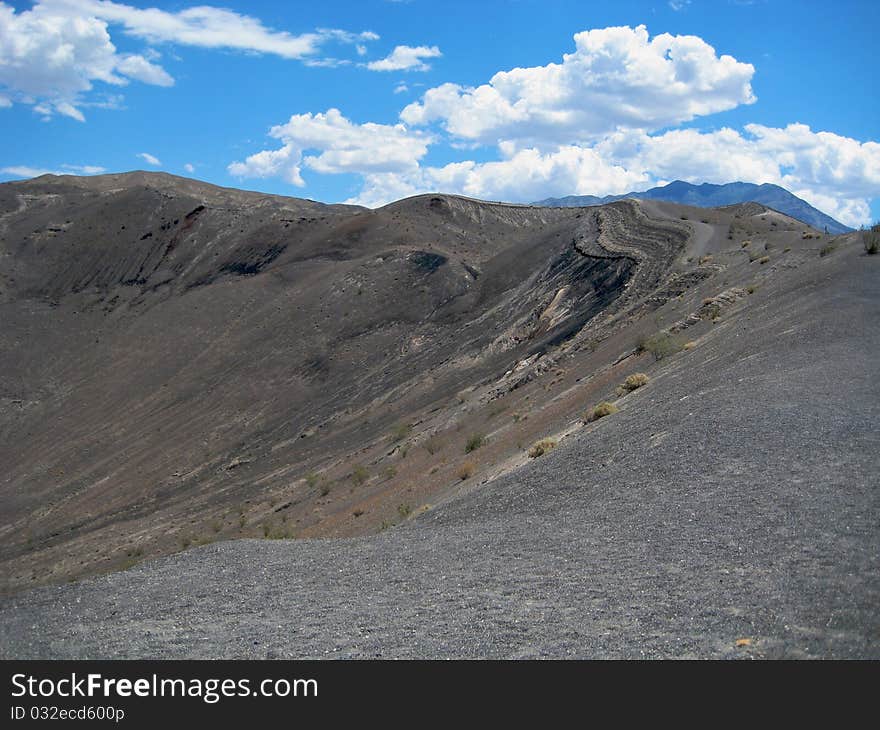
(1, 0, 878, 225)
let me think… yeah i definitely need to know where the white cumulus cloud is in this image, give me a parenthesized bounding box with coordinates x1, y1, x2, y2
(367, 45, 441, 72)
(342, 124, 880, 227)
(0, 1, 378, 120)
(401, 25, 755, 146)
(228, 108, 432, 187)
(222, 25, 878, 227)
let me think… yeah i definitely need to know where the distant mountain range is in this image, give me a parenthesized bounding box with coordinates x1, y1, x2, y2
(534, 181, 851, 234)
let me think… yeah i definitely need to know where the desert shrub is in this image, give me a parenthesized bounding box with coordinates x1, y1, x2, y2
(464, 433, 486, 453)
(683, 341, 697, 350)
(701, 302, 722, 321)
(351, 465, 369, 486)
(383, 465, 397, 480)
(698, 255, 713, 265)
(397, 503, 412, 518)
(457, 462, 475, 480)
(264, 523, 291, 540)
(422, 436, 441, 455)
(352, 509, 364, 518)
(637, 331, 683, 361)
(390, 423, 411, 443)
(819, 244, 836, 257)
(741, 240, 751, 248)
(320, 483, 331, 497)
(305, 472, 320, 489)
(758, 255, 770, 264)
(585, 401, 619, 423)
(616, 373, 649, 396)
(864, 224, 880, 255)
(528, 438, 558, 458)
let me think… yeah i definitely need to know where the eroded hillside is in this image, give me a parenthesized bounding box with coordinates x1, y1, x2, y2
(0, 172, 861, 595)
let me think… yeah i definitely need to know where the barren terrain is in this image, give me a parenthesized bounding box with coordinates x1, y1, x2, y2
(0, 173, 876, 658)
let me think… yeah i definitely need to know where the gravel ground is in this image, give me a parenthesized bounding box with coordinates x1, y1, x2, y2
(1, 249, 877, 659)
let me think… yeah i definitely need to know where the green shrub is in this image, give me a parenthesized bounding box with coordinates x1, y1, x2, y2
(637, 332, 683, 361)
(819, 244, 836, 257)
(351, 465, 369, 486)
(864, 223, 879, 255)
(389, 423, 411, 443)
(464, 433, 486, 453)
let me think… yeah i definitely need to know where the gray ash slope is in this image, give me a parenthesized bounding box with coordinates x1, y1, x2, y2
(1, 201, 877, 657)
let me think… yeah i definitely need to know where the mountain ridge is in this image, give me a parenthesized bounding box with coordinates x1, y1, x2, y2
(533, 180, 851, 234)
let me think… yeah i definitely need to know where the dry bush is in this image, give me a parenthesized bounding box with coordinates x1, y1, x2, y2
(422, 435, 442, 455)
(457, 462, 475, 480)
(351, 465, 369, 486)
(616, 373, 649, 396)
(585, 401, 619, 423)
(528, 438, 558, 458)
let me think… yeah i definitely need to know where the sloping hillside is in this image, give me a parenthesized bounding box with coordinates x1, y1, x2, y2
(1, 214, 876, 658)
